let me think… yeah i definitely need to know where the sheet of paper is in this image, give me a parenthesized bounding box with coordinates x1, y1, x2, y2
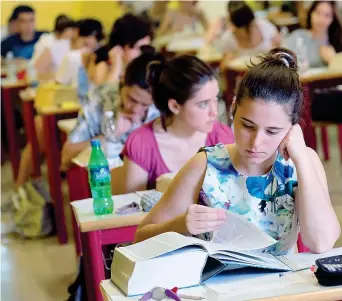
(278, 247, 342, 271)
(211, 210, 277, 251)
(204, 269, 307, 296)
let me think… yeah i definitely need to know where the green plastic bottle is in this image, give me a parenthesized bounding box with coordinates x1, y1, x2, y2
(88, 139, 113, 215)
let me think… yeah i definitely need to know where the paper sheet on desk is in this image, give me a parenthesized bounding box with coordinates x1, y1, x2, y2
(204, 269, 307, 296)
(211, 211, 277, 251)
(278, 247, 342, 271)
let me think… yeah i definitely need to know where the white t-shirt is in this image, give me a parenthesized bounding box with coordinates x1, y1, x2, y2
(217, 19, 278, 56)
(31, 33, 56, 64)
(31, 32, 71, 72)
(49, 39, 71, 71)
(55, 49, 82, 86)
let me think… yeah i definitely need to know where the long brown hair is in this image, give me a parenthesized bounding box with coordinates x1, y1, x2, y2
(307, 1, 342, 52)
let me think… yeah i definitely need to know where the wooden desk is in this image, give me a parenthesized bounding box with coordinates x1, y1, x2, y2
(71, 194, 147, 301)
(21, 93, 43, 178)
(1, 80, 29, 179)
(67, 145, 123, 255)
(300, 68, 342, 161)
(37, 105, 80, 245)
(100, 268, 342, 301)
(166, 36, 205, 54)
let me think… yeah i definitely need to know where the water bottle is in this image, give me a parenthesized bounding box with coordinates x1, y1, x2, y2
(280, 26, 289, 39)
(101, 111, 117, 141)
(296, 37, 309, 74)
(6, 51, 16, 80)
(88, 139, 113, 215)
(27, 61, 38, 87)
(101, 111, 117, 157)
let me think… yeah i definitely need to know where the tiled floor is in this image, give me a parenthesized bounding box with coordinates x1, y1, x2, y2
(1, 126, 342, 300)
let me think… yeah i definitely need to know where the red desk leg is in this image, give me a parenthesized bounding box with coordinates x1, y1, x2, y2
(43, 114, 68, 244)
(22, 100, 41, 178)
(81, 226, 137, 301)
(67, 166, 91, 256)
(338, 125, 342, 162)
(81, 230, 106, 301)
(2, 87, 20, 180)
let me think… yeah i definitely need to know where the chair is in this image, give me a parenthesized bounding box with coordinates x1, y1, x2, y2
(303, 73, 342, 161)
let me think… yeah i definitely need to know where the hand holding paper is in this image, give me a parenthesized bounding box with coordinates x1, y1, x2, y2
(185, 204, 227, 236)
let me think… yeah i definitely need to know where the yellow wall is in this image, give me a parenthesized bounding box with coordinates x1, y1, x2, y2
(1, 1, 122, 33)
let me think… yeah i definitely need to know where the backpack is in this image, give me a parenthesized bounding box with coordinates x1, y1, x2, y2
(12, 178, 55, 238)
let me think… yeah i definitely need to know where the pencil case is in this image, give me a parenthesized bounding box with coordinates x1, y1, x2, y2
(314, 255, 342, 286)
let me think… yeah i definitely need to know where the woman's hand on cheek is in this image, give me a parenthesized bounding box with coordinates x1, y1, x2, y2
(278, 124, 307, 163)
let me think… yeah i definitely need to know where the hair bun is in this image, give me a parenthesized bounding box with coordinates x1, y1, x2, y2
(266, 47, 298, 70)
(146, 60, 166, 88)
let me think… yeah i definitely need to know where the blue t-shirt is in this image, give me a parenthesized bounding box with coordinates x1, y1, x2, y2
(1, 31, 45, 59)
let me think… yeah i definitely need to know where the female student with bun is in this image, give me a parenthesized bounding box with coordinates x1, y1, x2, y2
(121, 55, 234, 193)
(134, 48, 340, 255)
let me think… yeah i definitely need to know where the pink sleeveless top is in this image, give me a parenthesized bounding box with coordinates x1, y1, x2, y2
(122, 120, 234, 189)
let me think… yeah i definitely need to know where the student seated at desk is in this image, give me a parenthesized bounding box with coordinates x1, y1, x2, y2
(61, 49, 163, 170)
(1, 5, 45, 60)
(55, 18, 104, 88)
(12, 19, 104, 191)
(134, 47, 341, 255)
(157, 0, 208, 36)
(216, 2, 280, 61)
(283, 1, 342, 68)
(32, 15, 78, 75)
(89, 13, 152, 86)
(121, 55, 234, 193)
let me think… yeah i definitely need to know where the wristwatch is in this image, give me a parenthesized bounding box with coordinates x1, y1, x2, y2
(139, 287, 180, 301)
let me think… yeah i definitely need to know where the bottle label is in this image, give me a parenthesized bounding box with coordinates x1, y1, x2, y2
(89, 166, 110, 183)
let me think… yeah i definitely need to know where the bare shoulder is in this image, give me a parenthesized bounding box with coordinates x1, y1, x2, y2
(178, 151, 207, 178)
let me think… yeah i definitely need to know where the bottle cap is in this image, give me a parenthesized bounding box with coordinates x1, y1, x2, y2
(104, 111, 114, 118)
(90, 139, 101, 147)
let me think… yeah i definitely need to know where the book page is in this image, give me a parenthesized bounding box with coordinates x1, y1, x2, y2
(120, 232, 206, 261)
(210, 210, 277, 251)
(278, 247, 342, 271)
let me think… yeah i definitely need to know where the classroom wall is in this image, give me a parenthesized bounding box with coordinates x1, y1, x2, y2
(1, 1, 123, 33)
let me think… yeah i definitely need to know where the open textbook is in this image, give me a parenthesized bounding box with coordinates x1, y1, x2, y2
(110, 211, 339, 296)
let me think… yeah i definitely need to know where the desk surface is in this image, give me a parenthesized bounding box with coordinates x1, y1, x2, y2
(153, 32, 202, 49)
(57, 118, 78, 134)
(19, 87, 36, 101)
(101, 267, 342, 301)
(71, 146, 123, 169)
(71, 192, 148, 232)
(226, 59, 342, 83)
(166, 36, 205, 53)
(1, 79, 28, 89)
(36, 103, 80, 115)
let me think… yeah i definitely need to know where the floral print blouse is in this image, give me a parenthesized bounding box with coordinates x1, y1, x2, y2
(198, 144, 299, 255)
